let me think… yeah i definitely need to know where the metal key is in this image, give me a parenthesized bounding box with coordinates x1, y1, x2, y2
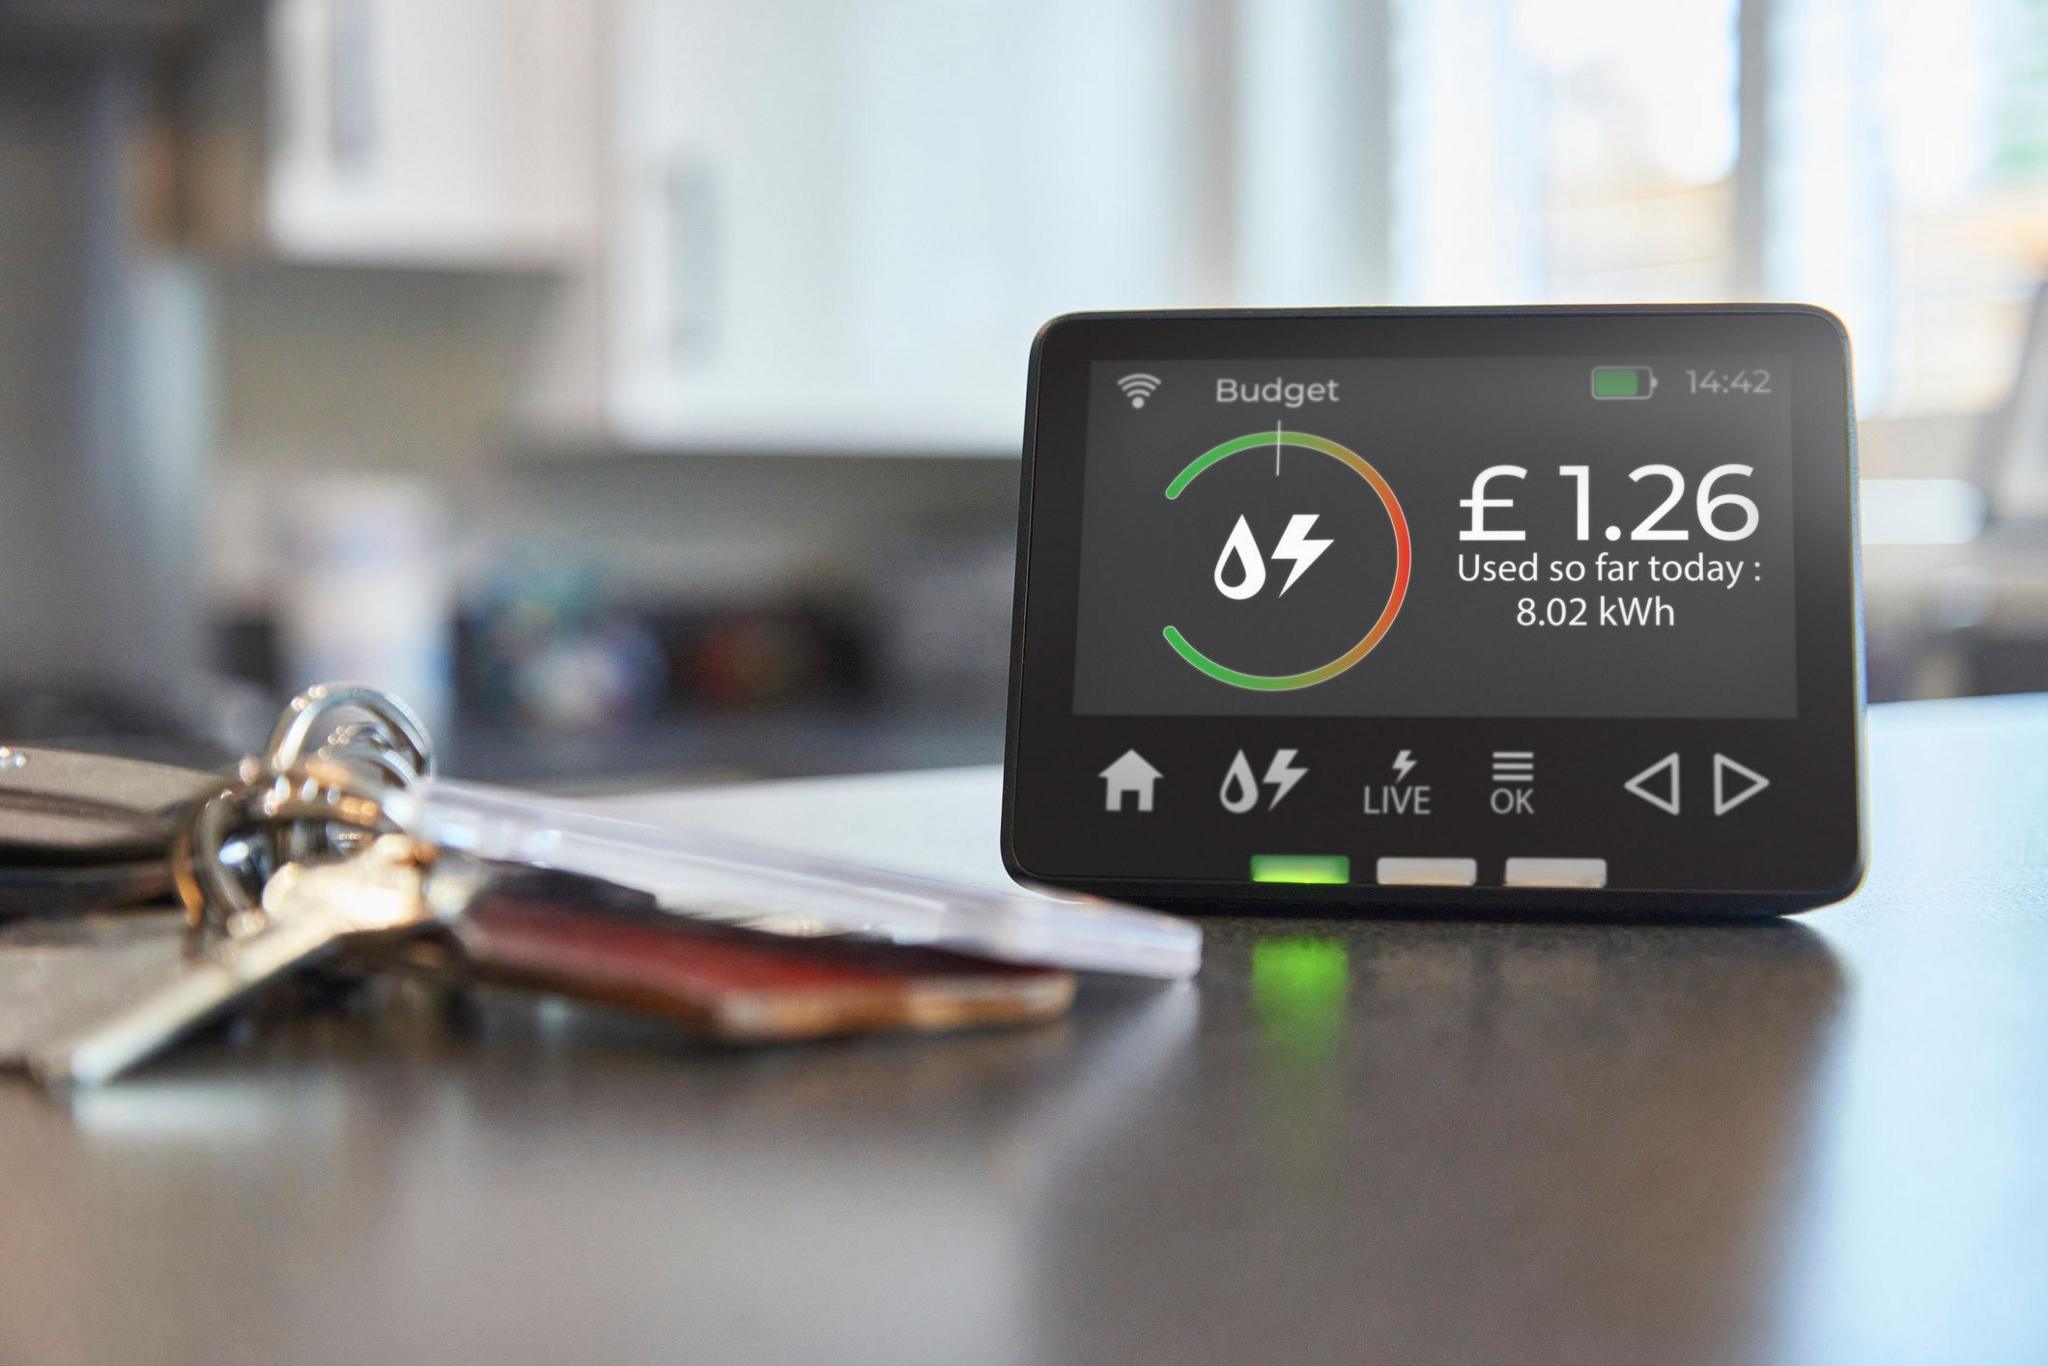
(0, 683, 1198, 980)
(2, 682, 1194, 1087)
(30, 834, 479, 1088)
(0, 746, 222, 915)
(0, 683, 434, 918)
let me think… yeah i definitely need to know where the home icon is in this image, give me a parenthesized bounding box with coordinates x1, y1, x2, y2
(1100, 749, 1163, 812)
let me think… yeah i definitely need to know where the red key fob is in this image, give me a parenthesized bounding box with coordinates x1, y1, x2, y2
(387, 866, 1076, 1042)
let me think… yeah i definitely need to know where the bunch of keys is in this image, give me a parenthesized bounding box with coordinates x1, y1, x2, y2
(0, 685, 1200, 1087)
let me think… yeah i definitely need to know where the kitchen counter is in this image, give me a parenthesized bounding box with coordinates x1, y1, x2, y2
(2, 695, 2045, 1365)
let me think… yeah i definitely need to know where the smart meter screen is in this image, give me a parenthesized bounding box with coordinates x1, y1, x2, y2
(1072, 356, 1795, 719)
(1005, 308, 1864, 914)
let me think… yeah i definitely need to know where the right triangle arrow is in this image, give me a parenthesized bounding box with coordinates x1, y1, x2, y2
(1713, 754, 1770, 816)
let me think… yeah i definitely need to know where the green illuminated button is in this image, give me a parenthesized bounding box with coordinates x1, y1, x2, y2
(1591, 365, 1657, 400)
(1250, 854, 1351, 885)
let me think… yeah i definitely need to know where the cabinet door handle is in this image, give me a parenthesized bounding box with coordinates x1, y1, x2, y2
(663, 156, 719, 362)
(327, 0, 377, 173)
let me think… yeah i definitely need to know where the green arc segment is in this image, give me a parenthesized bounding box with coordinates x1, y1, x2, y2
(1163, 625, 1362, 691)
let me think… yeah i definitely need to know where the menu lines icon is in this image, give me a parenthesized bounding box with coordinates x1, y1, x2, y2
(1491, 751, 1535, 785)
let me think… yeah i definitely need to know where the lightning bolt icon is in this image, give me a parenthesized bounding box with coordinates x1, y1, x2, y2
(1392, 749, 1416, 783)
(1262, 748, 1308, 809)
(1271, 514, 1332, 596)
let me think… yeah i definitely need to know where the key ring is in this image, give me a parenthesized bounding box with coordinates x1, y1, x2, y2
(265, 683, 434, 788)
(267, 684, 433, 871)
(176, 685, 436, 936)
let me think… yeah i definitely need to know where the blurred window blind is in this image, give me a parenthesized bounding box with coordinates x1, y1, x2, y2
(1765, 0, 2048, 414)
(1390, 0, 1740, 305)
(1366, 0, 2048, 415)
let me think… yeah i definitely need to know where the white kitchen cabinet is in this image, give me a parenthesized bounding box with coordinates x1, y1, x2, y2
(526, 0, 1222, 455)
(189, 0, 594, 268)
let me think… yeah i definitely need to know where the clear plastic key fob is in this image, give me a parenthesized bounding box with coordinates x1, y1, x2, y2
(414, 781, 1202, 981)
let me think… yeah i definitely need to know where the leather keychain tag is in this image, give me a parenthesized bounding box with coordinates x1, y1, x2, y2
(374, 865, 1078, 1043)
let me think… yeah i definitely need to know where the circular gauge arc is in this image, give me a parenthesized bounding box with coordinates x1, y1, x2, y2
(1162, 430, 1411, 691)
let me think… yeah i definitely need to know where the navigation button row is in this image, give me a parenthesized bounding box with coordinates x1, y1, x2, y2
(1100, 749, 1769, 817)
(1623, 753, 1770, 816)
(1104, 748, 1535, 815)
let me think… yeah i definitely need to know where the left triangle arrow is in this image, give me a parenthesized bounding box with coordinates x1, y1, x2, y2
(1624, 753, 1681, 815)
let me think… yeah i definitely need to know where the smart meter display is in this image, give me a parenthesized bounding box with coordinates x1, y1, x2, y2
(1073, 355, 1795, 719)
(1004, 308, 1865, 916)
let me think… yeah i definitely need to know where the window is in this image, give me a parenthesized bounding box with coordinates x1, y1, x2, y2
(1391, 0, 1741, 305)
(1765, 0, 2048, 413)
(1370, 0, 2048, 415)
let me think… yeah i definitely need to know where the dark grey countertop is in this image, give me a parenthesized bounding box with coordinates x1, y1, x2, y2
(2, 696, 2045, 1365)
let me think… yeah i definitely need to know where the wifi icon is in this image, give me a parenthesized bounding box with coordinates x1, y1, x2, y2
(1117, 373, 1162, 409)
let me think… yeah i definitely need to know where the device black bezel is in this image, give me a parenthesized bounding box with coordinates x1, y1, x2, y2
(1002, 306, 1866, 918)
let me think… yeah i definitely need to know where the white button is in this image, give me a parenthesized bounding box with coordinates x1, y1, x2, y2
(1376, 857, 1477, 887)
(1504, 857, 1609, 889)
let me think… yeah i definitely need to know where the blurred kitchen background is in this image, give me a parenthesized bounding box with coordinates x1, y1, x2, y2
(1, 0, 2045, 789)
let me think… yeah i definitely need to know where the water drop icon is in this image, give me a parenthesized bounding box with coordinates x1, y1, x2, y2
(1214, 516, 1267, 601)
(1220, 750, 1260, 813)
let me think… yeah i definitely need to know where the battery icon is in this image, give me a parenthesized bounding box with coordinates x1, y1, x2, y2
(1591, 365, 1657, 400)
